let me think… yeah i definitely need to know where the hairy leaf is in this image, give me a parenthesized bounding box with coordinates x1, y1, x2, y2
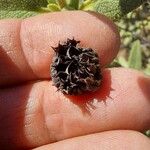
(0, 0, 47, 19)
(66, 0, 79, 9)
(84, 0, 145, 20)
(0, 0, 145, 20)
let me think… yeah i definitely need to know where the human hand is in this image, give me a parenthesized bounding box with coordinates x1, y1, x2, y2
(0, 11, 150, 150)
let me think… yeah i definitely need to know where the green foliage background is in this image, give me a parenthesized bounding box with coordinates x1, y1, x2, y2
(110, 1, 150, 76)
(112, 1, 150, 136)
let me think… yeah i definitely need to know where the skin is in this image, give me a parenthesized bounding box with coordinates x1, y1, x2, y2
(0, 11, 149, 150)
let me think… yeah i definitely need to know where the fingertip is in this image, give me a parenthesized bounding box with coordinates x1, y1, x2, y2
(85, 11, 121, 66)
(33, 130, 150, 150)
(21, 11, 120, 78)
(0, 11, 120, 85)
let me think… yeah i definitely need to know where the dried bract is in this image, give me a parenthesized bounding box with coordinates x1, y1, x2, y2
(51, 39, 102, 95)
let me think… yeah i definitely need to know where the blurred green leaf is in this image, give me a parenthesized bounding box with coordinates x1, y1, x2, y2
(47, 0, 56, 3)
(144, 65, 150, 76)
(56, 0, 66, 8)
(118, 57, 129, 68)
(47, 3, 61, 11)
(67, 0, 79, 9)
(128, 40, 142, 70)
(145, 130, 150, 137)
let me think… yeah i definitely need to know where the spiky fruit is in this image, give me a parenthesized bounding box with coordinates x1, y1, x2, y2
(51, 39, 102, 95)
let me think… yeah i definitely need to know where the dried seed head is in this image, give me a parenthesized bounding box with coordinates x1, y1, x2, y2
(51, 38, 102, 95)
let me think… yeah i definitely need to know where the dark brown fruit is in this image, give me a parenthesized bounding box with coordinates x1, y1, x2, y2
(51, 38, 102, 95)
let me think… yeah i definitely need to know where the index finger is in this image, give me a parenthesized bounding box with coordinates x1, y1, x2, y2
(0, 11, 120, 86)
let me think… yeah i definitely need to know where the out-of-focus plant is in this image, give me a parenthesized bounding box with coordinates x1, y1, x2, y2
(145, 130, 150, 137)
(110, 0, 150, 76)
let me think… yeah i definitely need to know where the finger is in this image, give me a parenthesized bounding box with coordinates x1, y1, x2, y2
(0, 11, 120, 86)
(33, 130, 150, 150)
(0, 68, 150, 149)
